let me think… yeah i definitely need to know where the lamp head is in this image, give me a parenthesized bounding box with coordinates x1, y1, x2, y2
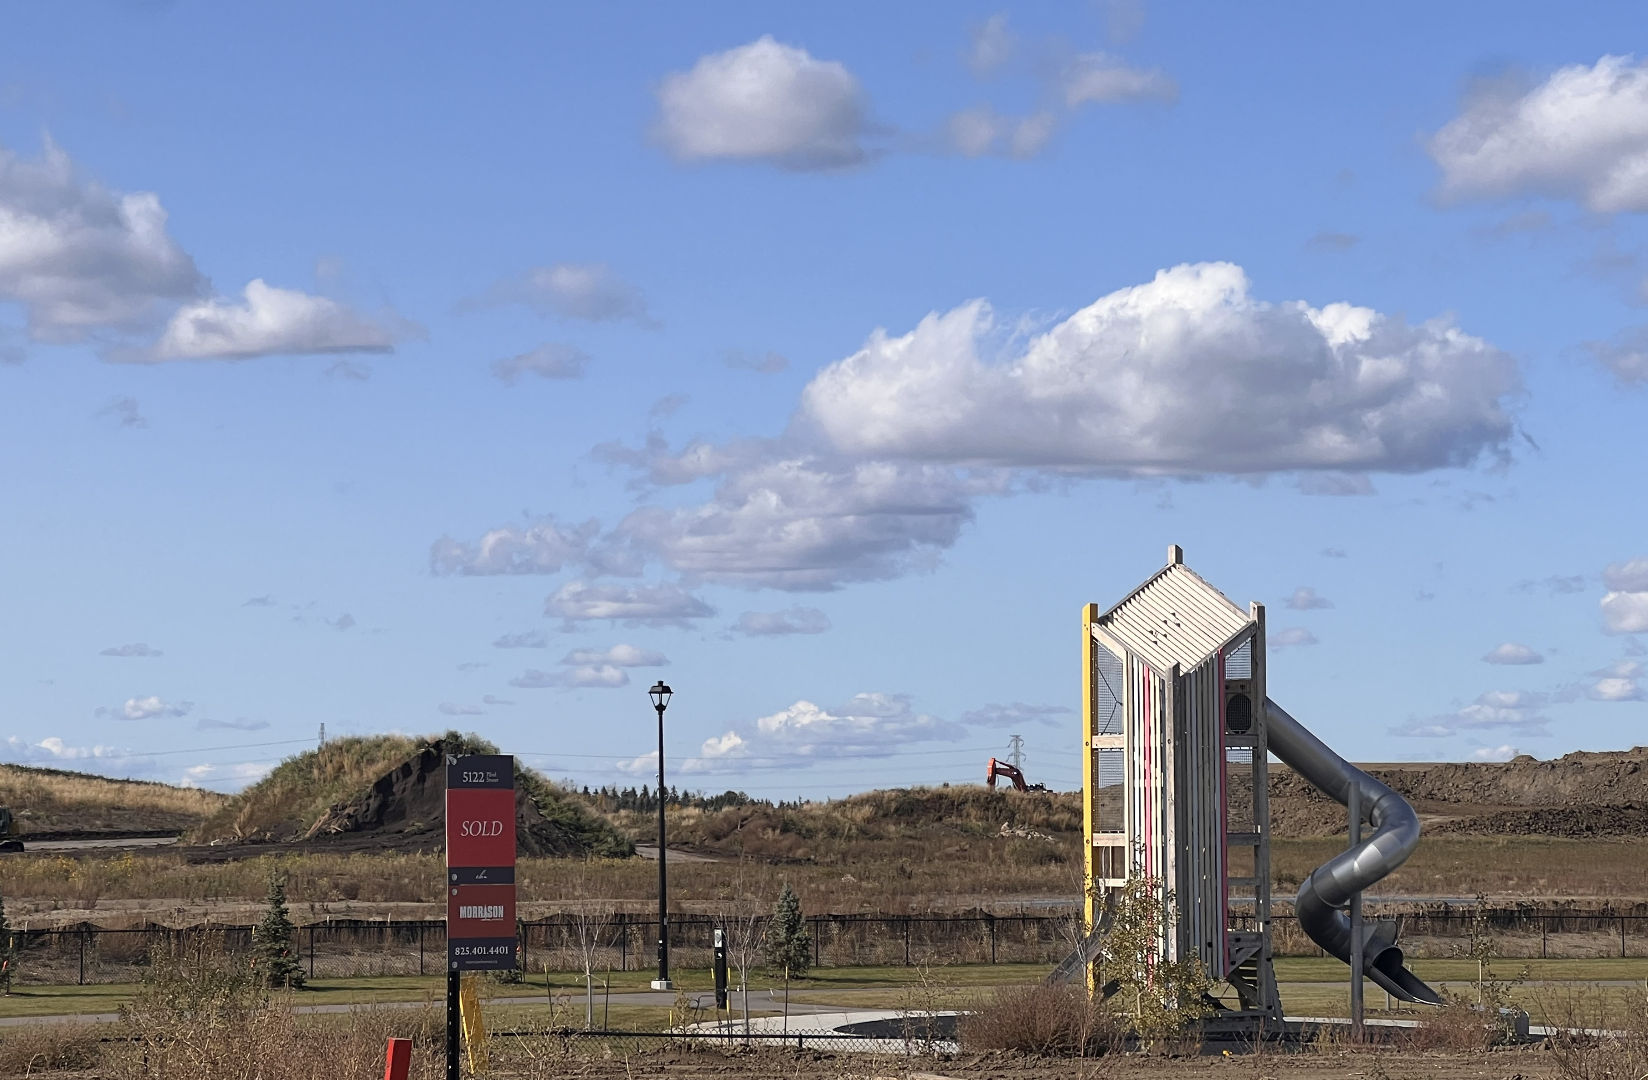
(649, 681, 673, 711)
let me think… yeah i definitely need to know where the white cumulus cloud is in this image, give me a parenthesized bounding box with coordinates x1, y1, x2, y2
(96, 695, 192, 721)
(511, 665, 628, 690)
(619, 692, 962, 774)
(138, 279, 416, 361)
(798, 263, 1518, 475)
(1268, 628, 1318, 651)
(0, 137, 202, 341)
(1284, 587, 1334, 610)
(1430, 55, 1648, 212)
(561, 644, 668, 668)
(430, 517, 598, 576)
(532, 264, 1520, 596)
(1590, 659, 1645, 701)
(653, 36, 869, 170)
(1392, 689, 1552, 738)
(1602, 556, 1648, 634)
(1483, 642, 1544, 665)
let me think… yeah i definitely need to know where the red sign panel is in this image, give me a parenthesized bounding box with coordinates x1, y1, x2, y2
(446, 788, 516, 869)
(446, 754, 518, 972)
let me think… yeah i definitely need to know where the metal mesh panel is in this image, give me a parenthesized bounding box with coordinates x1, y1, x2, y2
(1093, 747, 1124, 832)
(1093, 639, 1123, 735)
(1224, 639, 1252, 680)
(1225, 747, 1255, 831)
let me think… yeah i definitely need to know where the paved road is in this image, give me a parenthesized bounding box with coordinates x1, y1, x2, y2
(19, 836, 179, 853)
(631, 845, 718, 863)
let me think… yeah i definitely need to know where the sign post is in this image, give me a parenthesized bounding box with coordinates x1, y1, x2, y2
(446, 754, 518, 1079)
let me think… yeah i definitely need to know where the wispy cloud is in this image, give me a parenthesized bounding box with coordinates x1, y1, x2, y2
(100, 642, 163, 658)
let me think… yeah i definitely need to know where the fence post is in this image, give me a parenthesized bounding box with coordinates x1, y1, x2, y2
(1622, 916, 1628, 959)
(812, 917, 820, 969)
(1541, 914, 1547, 959)
(78, 930, 86, 986)
(988, 915, 996, 964)
(309, 925, 315, 981)
(383, 1037, 412, 1080)
(419, 923, 425, 976)
(903, 919, 910, 966)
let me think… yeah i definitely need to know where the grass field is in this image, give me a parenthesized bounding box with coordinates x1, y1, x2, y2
(5, 958, 1647, 1026)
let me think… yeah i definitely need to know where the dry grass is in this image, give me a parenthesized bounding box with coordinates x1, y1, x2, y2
(958, 982, 1121, 1056)
(0, 1023, 102, 1075)
(615, 786, 1081, 863)
(193, 734, 432, 842)
(0, 764, 224, 836)
(1274, 836, 1648, 899)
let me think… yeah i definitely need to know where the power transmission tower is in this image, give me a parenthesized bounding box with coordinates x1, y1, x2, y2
(1006, 734, 1025, 771)
(318, 723, 326, 747)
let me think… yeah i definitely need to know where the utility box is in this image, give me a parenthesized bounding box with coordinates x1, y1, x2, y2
(1083, 545, 1280, 1025)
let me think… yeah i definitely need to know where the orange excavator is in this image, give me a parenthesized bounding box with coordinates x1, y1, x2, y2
(986, 758, 1047, 792)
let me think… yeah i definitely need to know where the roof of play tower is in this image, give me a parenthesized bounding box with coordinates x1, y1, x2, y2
(1095, 546, 1253, 672)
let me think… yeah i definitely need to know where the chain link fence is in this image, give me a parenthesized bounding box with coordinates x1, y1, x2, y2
(9, 905, 1648, 985)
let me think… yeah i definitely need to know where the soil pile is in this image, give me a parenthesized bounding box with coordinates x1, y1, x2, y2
(1270, 746, 1648, 838)
(301, 738, 630, 857)
(192, 732, 631, 859)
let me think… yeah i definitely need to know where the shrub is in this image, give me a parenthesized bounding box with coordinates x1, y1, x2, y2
(958, 983, 1121, 1056)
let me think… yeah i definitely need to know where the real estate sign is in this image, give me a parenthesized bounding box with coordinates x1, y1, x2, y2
(445, 754, 518, 971)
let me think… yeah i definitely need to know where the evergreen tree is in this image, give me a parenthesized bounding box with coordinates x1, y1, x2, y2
(0, 893, 15, 996)
(251, 873, 305, 989)
(762, 884, 811, 979)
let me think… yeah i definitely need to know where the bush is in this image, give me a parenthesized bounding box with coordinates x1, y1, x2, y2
(112, 938, 441, 1079)
(0, 1024, 102, 1074)
(958, 983, 1121, 1056)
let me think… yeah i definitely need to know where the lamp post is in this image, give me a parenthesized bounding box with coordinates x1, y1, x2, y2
(649, 680, 673, 991)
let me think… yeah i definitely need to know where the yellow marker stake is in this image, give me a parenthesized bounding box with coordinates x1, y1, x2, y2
(1081, 601, 1099, 993)
(459, 973, 490, 1074)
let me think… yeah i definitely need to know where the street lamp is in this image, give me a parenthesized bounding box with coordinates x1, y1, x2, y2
(649, 681, 673, 991)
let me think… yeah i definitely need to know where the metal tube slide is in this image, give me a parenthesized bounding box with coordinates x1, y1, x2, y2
(1265, 699, 1442, 1005)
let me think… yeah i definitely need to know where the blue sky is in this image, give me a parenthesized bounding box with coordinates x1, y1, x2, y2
(1, 1, 1645, 796)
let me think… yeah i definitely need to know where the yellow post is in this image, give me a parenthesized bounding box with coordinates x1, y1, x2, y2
(459, 973, 490, 1074)
(1081, 601, 1100, 991)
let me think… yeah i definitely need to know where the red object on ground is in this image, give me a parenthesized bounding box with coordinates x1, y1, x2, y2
(383, 1037, 412, 1080)
(986, 758, 1048, 792)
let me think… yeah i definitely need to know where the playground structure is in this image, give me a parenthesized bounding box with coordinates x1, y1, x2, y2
(1080, 546, 1440, 1031)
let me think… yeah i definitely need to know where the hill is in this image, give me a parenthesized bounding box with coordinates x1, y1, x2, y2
(1270, 745, 1648, 839)
(598, 784, 1082, 863)
(192, 731, 632, 857)
(0, 763, 225, 836)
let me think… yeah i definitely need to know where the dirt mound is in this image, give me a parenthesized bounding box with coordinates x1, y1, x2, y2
(0, 763, 223, 836)
(195, 732, 631, 858)
(1426, 804, 1648, 838)
(1269, 746, 1648, 838)
(302, 739, 629, 857)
